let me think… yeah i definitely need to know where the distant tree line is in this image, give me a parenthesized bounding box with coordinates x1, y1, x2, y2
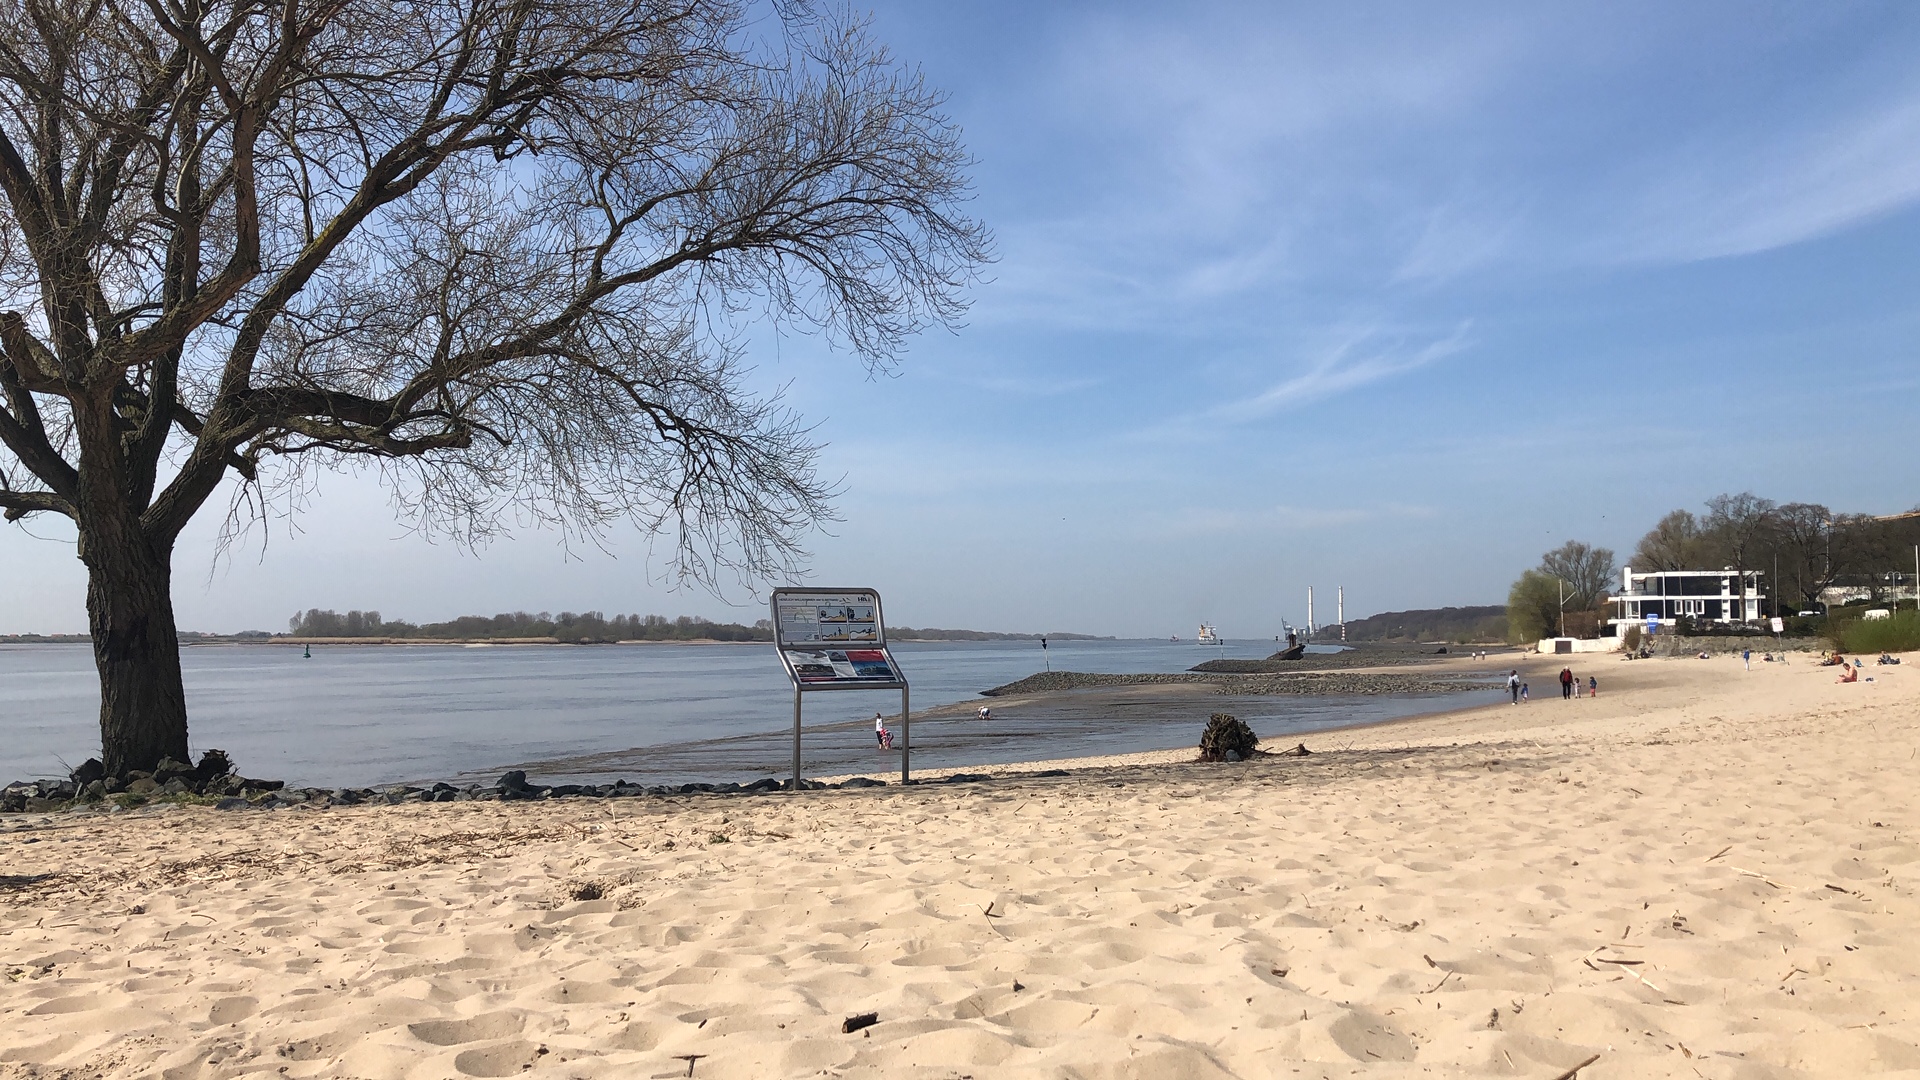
(286, 611, 1110, 644)
(288, 609, 774, 643)
(1630, 494, 1920, 613)
(1331, 606, 1509, 644)
(1505, 493, 1920, 643)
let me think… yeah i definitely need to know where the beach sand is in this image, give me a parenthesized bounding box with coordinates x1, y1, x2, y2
(2, 649, 1916, 1079)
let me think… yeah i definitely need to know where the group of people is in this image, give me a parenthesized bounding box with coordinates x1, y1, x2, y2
(1504, 668, 1597, 703)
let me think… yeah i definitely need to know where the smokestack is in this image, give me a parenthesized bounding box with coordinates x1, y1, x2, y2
(1338, 586, 1345, 643)
(1307, 586, 1315, 637)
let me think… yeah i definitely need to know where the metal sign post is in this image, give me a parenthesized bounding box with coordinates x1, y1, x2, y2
(770, 588, 911, 789)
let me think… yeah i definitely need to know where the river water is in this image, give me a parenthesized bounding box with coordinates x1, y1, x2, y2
(0, 639, 1480, 787)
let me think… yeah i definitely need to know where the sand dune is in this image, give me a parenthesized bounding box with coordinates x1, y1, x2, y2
(3, 650, 1916, 1078)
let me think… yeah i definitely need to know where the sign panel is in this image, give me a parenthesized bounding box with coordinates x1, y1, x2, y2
(1770, 616, 1785, 634)
(1645, 614, 1660, 635)
(771, 589, 906, 690)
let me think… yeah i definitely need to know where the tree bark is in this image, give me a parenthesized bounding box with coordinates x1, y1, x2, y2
(82, 527, 189, 776)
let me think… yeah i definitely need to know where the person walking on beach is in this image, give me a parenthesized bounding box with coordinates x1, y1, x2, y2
(874, 712, 890, 749)
(1743, 647, 1751, 671)
(1587, 675, 1597, 697)
(1559, 667, 1574, 699)
(1508, 670, 1520, 704)
(1521, 681, 1530, 701)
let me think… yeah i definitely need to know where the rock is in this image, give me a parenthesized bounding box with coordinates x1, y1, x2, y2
(126, 777, 161, 796)
(239, 778, 284, 793)
(1224, 750, 1243, 762)
(1033, 769, 1071, 777)
(744, 778, 783, 793)
(81, 780, 107, 801)
(942, 773, 992, 784)
(433, 789, 457, 802)
(192, 750, 235, 783)
(161, 778, 192, 795)
(124, 770, 152, 782)
(213, 797, 251, 810)
(70, 759, 106, 787)
(839, 776, 887, 788)
(497, 770, 531, 793)
(430, 782, 456, 794)
(548, 784, 584, 797)
(332, 788, 363, 805)
(24, 797, 59, 812)
(103, 775, 126, 794)
(678, 783, 715, 794)
(153, 757, 195, 782)
(710, 782, 741, 794)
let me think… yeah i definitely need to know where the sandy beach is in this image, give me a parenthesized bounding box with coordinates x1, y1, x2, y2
(3, 648, 1916, 1079)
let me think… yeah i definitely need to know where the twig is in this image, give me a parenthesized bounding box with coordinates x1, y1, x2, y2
(1420, 970, 1454, 994)
(1707, 846, 1732, 862)
(1549, 1053, 1601, 1080)
(1729, 866, 1787, 889)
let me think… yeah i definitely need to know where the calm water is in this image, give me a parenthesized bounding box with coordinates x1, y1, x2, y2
(0, 639, 1473, 787)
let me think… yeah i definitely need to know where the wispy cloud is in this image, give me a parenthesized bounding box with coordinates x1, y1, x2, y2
(1210, 322, 1474, 425)
(1590, 91, 1920, 265)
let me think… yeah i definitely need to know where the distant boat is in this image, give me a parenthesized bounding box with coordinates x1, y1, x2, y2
(1196, 623, 1222, 646)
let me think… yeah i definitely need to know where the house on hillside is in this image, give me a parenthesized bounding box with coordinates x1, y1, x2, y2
(1608, 567, 1765, 632)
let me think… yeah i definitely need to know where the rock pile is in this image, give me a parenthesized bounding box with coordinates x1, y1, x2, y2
(1, 759, 916, 813)
(0, 750, 284, 813)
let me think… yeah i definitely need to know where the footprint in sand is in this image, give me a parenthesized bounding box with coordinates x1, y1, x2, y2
(207, 996, 256, 1025)
(406, 1010, 525, 1046)
(451, 1040, 544, 1077)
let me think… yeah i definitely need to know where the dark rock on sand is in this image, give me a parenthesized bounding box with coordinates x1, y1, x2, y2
(70, 759, 106, 787)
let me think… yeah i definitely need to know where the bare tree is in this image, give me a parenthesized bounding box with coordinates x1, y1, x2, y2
(1769, 502, 1848, 611)
(1700, 492, 1776, 571)
(1631, 509, 1702, 571)
(1538, 540, 1616, 613)
(0, 0, 989, 775)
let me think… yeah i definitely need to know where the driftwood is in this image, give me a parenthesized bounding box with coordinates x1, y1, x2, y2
(842, 1012, 879, 1033)
(1199, 714, 1259, 762)
(1549, 1054, 1601, 1080)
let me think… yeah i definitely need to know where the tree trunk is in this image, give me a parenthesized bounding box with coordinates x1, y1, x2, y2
(83, 530, 189, 776)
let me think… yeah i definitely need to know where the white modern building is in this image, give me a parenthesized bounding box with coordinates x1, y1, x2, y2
(1609, 567, 1765, 632)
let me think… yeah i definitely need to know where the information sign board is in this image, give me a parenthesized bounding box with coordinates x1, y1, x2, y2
(1770, 616, 1785, 634)
(772, 589, 905, 691)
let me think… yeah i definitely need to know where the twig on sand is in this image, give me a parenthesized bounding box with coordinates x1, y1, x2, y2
(1707, 846, 1732, 863)
(1420, 970, 1453, 994)
(1548, 1053, 1601, 1080)
(1729, 866, 1787, 889)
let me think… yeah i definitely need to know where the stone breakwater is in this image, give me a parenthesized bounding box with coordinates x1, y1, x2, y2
(1, 761, 1045, 816)
(982, 670, 1497, 698)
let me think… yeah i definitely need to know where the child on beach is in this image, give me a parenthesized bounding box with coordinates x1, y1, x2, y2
(1588, 675, 1597, 697)
(1521, 682, 1529, 701)
(874, 712, 892, 749)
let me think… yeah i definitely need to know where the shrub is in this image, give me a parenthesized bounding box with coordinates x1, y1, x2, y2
(1199, 713, 1259, 762)
(1836, 611, 1920, 654)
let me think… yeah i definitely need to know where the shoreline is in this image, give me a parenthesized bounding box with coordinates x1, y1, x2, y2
(3, 648, 1914, 1078)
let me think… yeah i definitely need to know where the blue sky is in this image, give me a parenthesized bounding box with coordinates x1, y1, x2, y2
(6, 1, 1920, 636)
